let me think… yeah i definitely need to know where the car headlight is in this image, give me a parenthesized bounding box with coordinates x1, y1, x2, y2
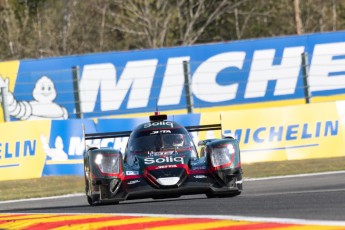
(95, 153, 120, 175)
(210, 144, 235, 168)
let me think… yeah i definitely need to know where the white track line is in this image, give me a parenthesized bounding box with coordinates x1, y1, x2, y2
(1, 171, 345, 204)
(0, 193, 84, 204)
(244, 170, 345, 181)
(1, 171, 345, 227)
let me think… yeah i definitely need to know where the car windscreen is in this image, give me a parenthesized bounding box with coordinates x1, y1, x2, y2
(129, 129, 193, 152)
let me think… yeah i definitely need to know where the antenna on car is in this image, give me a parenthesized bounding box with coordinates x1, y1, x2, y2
(155, 99, 159, 115)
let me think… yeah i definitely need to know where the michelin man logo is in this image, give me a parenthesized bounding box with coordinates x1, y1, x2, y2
(0, 76, 68, 120)
(41, 135, 68, 161)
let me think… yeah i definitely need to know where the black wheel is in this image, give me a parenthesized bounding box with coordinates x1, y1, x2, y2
(87, 194, 100, 206)
(87, 195, 120, 206)
(87, 195, 94, 205)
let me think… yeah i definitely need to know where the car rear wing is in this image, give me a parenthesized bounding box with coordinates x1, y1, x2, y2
(83, 124, 222, 140)
(84, 131, 132, 140)
(185, 124, 222, 132)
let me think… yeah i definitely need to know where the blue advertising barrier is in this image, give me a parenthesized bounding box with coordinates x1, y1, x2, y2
(2, 100, 345, 180)
(41, 114, 201, 176)
(41, 119, 96, 176)
(1, 31, 345, 121)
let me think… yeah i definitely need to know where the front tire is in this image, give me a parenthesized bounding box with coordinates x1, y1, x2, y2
(87, 196, 93, 205)
(87, 194, 100, 206)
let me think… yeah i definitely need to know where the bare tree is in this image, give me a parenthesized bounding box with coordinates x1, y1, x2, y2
(106, 0, 248, 48)
(293, 0, 304, 34)
(233, 1, 260, 39)
(0, 0, 30, 58)
(176, 0, 247, 45)
(1, 0, 345, 61)
(332, 0, 337, 31)
(105, 0, 175, 48)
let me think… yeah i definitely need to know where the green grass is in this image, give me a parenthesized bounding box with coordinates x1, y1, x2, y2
(0, 176, 85, 201)
(0, 157, 344, 201)
(242, 156, 345, 178)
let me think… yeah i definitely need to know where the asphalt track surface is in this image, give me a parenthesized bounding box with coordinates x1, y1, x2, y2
(1, 171, 345, 222)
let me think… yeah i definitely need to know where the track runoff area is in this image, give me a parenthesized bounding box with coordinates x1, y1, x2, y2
(0, 213, 344, 230)
(1, 171, 345, 229)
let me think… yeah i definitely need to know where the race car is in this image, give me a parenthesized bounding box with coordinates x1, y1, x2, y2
(83, 113, 242, 205)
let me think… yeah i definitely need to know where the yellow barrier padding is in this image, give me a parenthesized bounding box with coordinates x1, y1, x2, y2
(221, 101, 345, 163)
(0, 120, 51, 181)
(0, 60, 20, 123)
(199, 111, 222, 140)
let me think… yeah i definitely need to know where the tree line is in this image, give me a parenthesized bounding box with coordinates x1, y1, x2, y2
(0, 0, 344, 61)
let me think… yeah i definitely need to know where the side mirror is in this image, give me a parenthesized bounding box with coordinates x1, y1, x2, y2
(222, 132, 235, 139)
(199, 146, 206, 158)
(198, 140, 206, 146)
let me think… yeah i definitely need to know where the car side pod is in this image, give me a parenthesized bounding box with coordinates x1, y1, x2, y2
(205, 139, 243, 197)
(85, 148, 124, 205)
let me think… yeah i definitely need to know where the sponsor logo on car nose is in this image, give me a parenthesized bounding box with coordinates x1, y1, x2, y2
(144, 156, 184, 164)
